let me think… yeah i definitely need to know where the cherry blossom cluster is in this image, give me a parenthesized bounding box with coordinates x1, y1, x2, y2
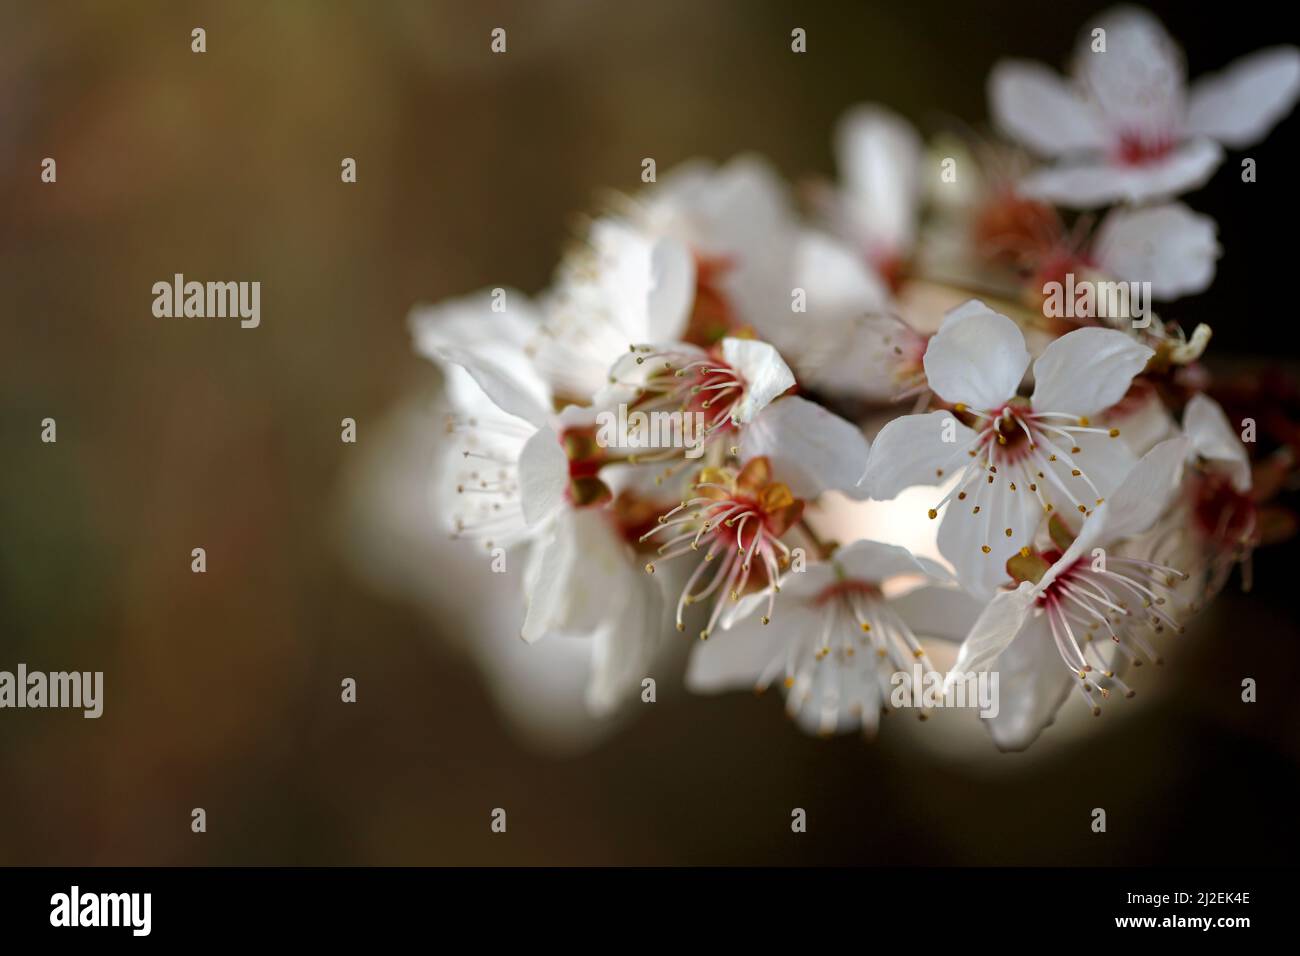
(407, 8, 1298, 751)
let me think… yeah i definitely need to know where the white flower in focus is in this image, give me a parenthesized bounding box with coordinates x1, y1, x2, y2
(687, 539, 977, 738)
(947, 437, 1191, 751)
(990, 6, 1300, 207)
(605, 336, 796, 468)
(640, 396, 871, 640)
(860, 299, 1153, 598)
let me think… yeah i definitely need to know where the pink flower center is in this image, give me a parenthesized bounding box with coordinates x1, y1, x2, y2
(1114, 131, 1175, 167)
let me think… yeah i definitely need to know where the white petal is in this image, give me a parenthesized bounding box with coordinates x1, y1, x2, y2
(1031, 327, 1153, 418)
(752, 231, 891, 394)
(923, 303, 1029, 409)
(858, 410, 976, 500)
(520, 510, 632, 643)
(540, 224, 697, 401)
(937, 477, 1044, 600)
(686, 604, 816, 693)
(987, 60, 1107, 157)
(1186, 46, 1300, 148)
(885, 585, 983, 643)
(1038, 429, 1137, 515)
(721, 337, 796, 423)
(833, 103, 923, 253)
(795, 229, 892, 313)
(410, 288, 554, 426)
(946, 582, 1037, 679)
(649, 155, 797, 326)
(834, 539, 947, 585)
(740, 396, 870, 499)
(648, 236, 696, 340)
(409, 287, 541, 359)
(1184, 393, 1251, 493)
(433, 345, 553, 429)
(776, 311, 915, 402)
(1092, 203, 1220, 299)
(937, 297, 999, 333)
(520, 517, 578, 644)
(787, 656, 883, 738)
(584, 220, 695, 344)
(585, 566, 665, 716)
(1020, 139, 1223, 209)
(518, 427, 569, 528)
(1073, 7, 1185, 133)
(1067, 436, 1189, 560)
(984, 615, 1074, 752)
(1103, 383, 1176, 456)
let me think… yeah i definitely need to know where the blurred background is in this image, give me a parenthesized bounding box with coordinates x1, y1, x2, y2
(1, 0, 1297, 865)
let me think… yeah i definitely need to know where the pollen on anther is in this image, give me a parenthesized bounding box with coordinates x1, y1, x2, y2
(1109, 428, 1120, 437)
(1019, 547, 1031, 557)
(958, 492, 967, 500)
(1004, 528, 1012, 537)
(927, 508, 938, 520)
(644, 563, 655, 574)
(860, 622, 871, 632)
(972, 505, 981, 514)
(981, 545, 991, 554)
(1071, 469, 1081, 477)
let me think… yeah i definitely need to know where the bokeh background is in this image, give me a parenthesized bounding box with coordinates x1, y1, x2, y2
(2, 0, 1298, 865)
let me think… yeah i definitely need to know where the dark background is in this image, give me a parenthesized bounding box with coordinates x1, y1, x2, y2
(1, 0, 1297, 864)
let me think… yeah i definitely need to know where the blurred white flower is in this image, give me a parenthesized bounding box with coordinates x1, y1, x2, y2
(337, 392, 621, 754)
(822, 104, 924, 285)
(990, 6, 1300, 206)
